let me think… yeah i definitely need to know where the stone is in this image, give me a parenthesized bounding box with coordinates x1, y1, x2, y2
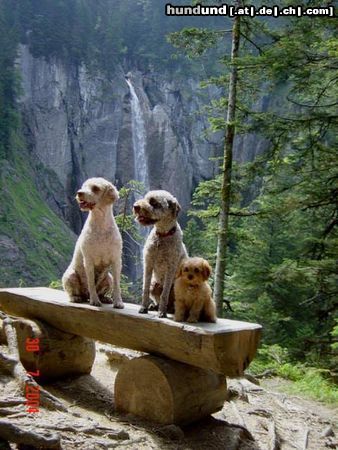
(157, 424, 185, 440)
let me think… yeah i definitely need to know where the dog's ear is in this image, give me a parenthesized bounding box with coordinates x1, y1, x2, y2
(104, 184, 119, 203)
(168, 199, 181, 217)
(176, 261, 185, 278)
(202, 260, 212, 280)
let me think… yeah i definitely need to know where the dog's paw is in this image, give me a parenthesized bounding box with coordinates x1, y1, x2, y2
(139, 306, 148, 314)
(174, 316, 184, 322)
(187, 317, 198, 323)
(70, 296, 85, 303)
(90, 297, 102, 307)
(148, 302, 159, 311)
(113, 298, 124, 309)
(158, 311, 167, 319)
(100, 296, 113, 304)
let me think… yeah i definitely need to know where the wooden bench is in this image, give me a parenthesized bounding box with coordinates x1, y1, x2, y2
(0, 287, 262, 424)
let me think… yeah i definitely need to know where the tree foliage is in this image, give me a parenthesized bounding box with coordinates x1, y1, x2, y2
(7, 0, 225, 75)
(172, 2, 337, 368)
(0, 0, 20, 159)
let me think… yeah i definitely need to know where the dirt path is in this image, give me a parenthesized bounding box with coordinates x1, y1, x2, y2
(0, 344, 337, 449)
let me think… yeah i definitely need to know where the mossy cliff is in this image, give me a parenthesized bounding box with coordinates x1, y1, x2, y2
(0, 148, 75, 287)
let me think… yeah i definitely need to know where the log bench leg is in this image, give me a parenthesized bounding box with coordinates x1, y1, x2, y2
(114, 355, 227, 425)
(11, 318, 95, 380)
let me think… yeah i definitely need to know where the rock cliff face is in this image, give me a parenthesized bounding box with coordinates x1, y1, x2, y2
(16, 45, 270, 281)
(18, 45, 222, 233)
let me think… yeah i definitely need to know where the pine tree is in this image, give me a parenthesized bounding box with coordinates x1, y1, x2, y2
(170, 2, 337, 366)
(213, 3, 241, 316)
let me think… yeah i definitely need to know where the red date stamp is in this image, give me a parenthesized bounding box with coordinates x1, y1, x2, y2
(25, 383, 40, 413)
(25, 337, 40, 352)
(25, 337, 40, 413)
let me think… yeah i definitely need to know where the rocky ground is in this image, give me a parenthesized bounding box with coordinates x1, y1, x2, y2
(0, 343, 337, 450)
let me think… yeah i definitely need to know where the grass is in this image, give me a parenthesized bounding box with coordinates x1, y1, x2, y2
(249, 344, 338, 405)
(286, 369, 338, 404)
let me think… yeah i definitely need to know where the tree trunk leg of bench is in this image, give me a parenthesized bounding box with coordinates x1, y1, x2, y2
(114, 355, 227, 425)
(11, 317, 95, 380)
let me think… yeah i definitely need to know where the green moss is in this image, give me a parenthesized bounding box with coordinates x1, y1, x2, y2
(0, 151, 75, 287)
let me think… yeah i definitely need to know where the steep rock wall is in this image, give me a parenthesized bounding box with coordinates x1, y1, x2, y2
(18, 45, 222, 235)
(16, 45, 273, 282)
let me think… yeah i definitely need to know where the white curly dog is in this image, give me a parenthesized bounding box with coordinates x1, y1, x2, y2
(62, 177, 124, 308)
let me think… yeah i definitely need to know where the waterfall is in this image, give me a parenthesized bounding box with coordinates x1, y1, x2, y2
(126, 78, 149, 192)
(126, 77, 150, 279)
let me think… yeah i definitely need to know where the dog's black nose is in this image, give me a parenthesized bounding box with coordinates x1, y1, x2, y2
(77, 190, 85, 199)
(188, 274, 193, 280)
(133, 204, 141, 213)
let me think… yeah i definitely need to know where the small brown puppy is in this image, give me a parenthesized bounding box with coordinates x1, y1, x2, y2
(174, 257, 217, 323)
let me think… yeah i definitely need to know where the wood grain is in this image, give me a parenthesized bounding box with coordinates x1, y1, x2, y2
(0, 287, 261, 376)
(115, 355, 227, 424)
(12, 317, 95, 379)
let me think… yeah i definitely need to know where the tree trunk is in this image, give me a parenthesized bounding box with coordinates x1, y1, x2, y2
(115, 355, 227, 425)
(213, 11, 241, 316)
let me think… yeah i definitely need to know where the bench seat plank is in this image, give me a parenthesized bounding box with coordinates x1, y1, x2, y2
(0, 287, 261, 376)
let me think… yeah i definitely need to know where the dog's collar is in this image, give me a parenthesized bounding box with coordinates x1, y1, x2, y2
(156, 226, 177, 238)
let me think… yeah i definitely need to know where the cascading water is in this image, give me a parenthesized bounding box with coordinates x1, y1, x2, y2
(126, 76, 150, 278)
(126, 78, 149, 192)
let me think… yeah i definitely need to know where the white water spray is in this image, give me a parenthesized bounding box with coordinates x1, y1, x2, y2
(126, 76, 150, 278)
(126, 78, 149, 192)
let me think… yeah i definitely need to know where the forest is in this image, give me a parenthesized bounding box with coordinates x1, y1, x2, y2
(0, 0, 337, 405)
(169, 0, 338, 397)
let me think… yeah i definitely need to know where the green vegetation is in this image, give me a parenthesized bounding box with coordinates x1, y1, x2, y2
(0, 0, 75, 286)
(249, 345, 338, 404)
(0, 149, 75, 287)
(170, 1, 337, 380)
(288, 370, 337, 405)
(0, 0, 20, 160)
(11, 0, 225, 76)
